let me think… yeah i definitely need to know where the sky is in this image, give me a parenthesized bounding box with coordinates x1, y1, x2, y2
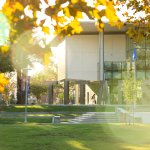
(0, 0, 5, 10)
(30, 62, 44, 76)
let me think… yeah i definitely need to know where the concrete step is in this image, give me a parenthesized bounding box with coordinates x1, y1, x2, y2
(68, 119, 118, 124)
(67, 112, 119, 124)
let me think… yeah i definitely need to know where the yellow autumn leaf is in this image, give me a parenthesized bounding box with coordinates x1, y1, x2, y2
(70, 20, 78, 28)
(44, 52, 51, 66)
(126, 28, 136, 38)
(76, 11, 83, 19)
(116, 21, 124, 29)
(13, 17, 19, 22)
(33, 11, 37, 18)
(0, 73, 9, 93)
(1, 46, 9, 53)
(101, 0, 106, 5)
(71, 0, 78, 4)
(94, 0, 106, 6)
(64, 7, 70, 18)
(95, 22, 104, 32)
(105, 2, 119, 26)
(71, 25, 83, 34)
(14, 2, 24, 11)
(70, 20, 83, 34)
(100, 23, 104, 28)
(57, 16, 67, 24)
(42, 26, 50, 34)
(3, 7, 13, 17)
(0, 85, 4, 93)
(74, 25, 83, 33)
(93, 9, 100, 19)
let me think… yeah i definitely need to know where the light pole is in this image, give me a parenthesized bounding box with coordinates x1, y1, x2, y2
(23, 68, 31, 123)
(132, 46, 137, 125)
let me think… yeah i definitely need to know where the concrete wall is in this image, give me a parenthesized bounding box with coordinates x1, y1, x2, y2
(55, 40, 66, 81)
(66, 35, 99, 81)
(104, 34, 126, 61)
(56, 34, 126, 81)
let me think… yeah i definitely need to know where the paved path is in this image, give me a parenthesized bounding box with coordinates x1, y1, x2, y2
(134, 112, 150, 124)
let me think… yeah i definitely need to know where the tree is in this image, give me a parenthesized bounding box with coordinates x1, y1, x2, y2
(0, 73, 9, 93)
(1, 1, 52, 104)
(2, 0, 149, 44)
(0, 49, 14, 73)
(122, 77, 143, 104)
(30, 66, 57, 103)
(118, 0, 150, 42)
(1, 72, 16, 105)
(1, 0, 149, 102)
(30, 84, 47, 104)
(0, 48, 14, 98)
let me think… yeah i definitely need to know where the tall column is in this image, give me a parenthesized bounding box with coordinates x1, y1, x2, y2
(97, 81, 104, 105)
(98, 30, 104, 104)
(64, 80, 69, 104)
(75, 84, 79, 104)
(48, 84, 53, 104)
(99, 30, 104, 81)
(80, 82, 85, 104)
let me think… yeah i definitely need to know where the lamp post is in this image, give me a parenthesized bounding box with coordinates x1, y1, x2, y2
(23, 68, 31, 123)
(132, 46, 137, 125)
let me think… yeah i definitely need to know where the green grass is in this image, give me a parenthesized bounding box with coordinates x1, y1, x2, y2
(0, 123, 150, 150)
(0, 105, 115, 112)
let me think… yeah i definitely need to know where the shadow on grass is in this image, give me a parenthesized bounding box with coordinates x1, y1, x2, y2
(0, 118, 52, 124)
(0, 105, 115, 112)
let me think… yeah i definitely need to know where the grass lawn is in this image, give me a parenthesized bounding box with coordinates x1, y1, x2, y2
(0, 105, 115, 112)
(0, 123, 150, 150)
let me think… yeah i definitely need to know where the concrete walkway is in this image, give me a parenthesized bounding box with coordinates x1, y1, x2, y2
(134, 112, 150, 124)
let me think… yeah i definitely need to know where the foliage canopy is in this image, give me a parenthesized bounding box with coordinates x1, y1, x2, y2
(1, 0, 149, 40)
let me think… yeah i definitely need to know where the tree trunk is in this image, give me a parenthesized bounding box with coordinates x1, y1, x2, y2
(16, 70, 25, 104)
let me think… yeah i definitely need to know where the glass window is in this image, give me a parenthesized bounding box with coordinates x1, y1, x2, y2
(113, 71, 121, 79)
(136, 39, 146, 48)
(146, 50, 150, 60)
(137, 71, 145, 80)
(113, 62, 121, 71)
(105, 71, 112, 80)
(122, 62, 127, 71)
(146, 71, 150, 79)
(104, 61, 112, 71)
(137, 49, 146, 60)
(127, 37, 134, 50)
(146, 60, 150, 70)
(146, 38, 150, 48)
(136, 60, 146, 70)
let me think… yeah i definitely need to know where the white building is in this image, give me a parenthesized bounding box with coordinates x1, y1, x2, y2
(48, 21, 150, 105)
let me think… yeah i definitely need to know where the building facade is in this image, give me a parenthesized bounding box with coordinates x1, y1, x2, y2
(49, 21, 150, 105)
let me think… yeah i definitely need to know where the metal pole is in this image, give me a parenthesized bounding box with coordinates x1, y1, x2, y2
(133, 60, 136, 125)
(133, 46, 137, 125)
(24, 75, 28, 123)
(134, 60, 136, 81)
